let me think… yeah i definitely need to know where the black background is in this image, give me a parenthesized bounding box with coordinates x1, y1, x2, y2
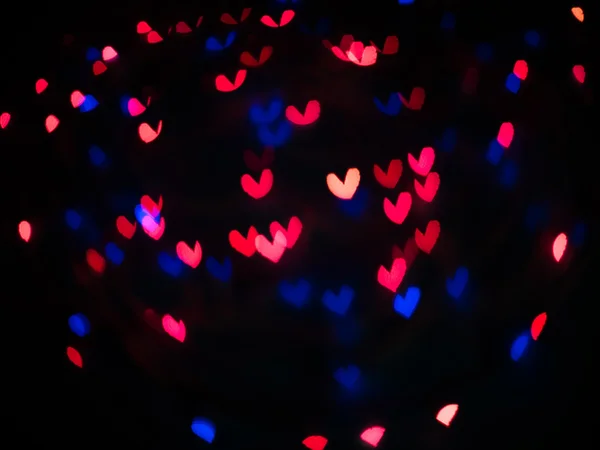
(2, 0, 596, 448)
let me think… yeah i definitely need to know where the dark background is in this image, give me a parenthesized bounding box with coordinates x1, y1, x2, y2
(2, 0, 595, 448)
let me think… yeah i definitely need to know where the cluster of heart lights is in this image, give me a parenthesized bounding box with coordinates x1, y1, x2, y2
(8, 2, 586, 448)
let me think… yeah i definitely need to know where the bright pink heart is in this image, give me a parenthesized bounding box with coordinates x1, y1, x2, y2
(139, 121, 163, 143)
(162, 314, 186, 342)
(127, 98, 146, 116)
(513, 60, 528, 80)
(45, 115, 60, 133)
(176, 241, 202, 268)
(407, 146, 435, 176)
(383, 192, 411, 224)
(302, 435, 327, 450)
(0, 112, 10, 129)
(102, 46, 118, 61)
(241, 169, 273, 199)
(552, 233, 567, 262)
(497, 122, 514, 148)
(572, 65, 585, 84)
(255, 231, 286, 263)
(286, 100, 321, 125)
(436, 404, 458, 427)
(360, 426, 385, 447)
(141, 216, 165, 240)
(377, 258, 406, 292)
(70, 90, 85, 108)
(35, 78, 48, 94)
(269, 216, 302, 249)
(414, 172, 440, 203)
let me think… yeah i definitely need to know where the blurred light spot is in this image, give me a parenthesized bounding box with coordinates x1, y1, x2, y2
(67, 346, 83, 368)
(334, 365, 360, 389)
(68, 313, 91, 337)
(499, 160, 518, 188)
(510, 332, 529, 361)
(571, 7, 584, 22)
(45, 114, 60, 133)
(86, 249, 106, 274)
(513, 60, 528, 80)
(475, 43, 493, 62)
(530, 312, 547, 340)
(65, 209, 82, 230)
(505, 73, 520, 93)
(79, 95, 99, 112)
(18, 220, 32, 242)
(524, 30, 540, 47)
(360, 426, 385, 447)
(525, 202, 549, 231)
(89, 145, 106, 167)
(257, 120, 292, 147)
(446, 268, 468, 299)
(497, 122, 514, 148)
(249, 98, 283, 124)
(302, 436, 328, 450)
(158, 252, 183, 277)
(0, 112, 10, 128)
(279, 279, 311, 308)
(35, 78, 48, 94)
(339, 188, 368, 217)
(440, 127, 457, 152)
(205, 256, 232, 281)
(102, 46, 118, 61)
(571, 221, 585, 247)
(552, 232, 567, 262)
(440, 12, 455, 30)
(105, 242, 124, 265)
(436, 404, 458, 427)
(191, 418, 216, 443)
(572, 65, 585, 84)
(85, 47, 101, 61)
(486, 140, 503, 165)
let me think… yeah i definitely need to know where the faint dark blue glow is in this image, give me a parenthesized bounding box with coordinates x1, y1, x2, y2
(89, 145, 106, 167)
(571, 221, 586, 247)
(446, 267, 468, 299)
(205, 31, 236, 51)
(524, 30, 541, 48)
(85, 47, 101, 61)
(486, 140, 504, 165)
(65, 209, 82, 230)
(322, 286, 354, 316)
(105, 242, 124, 265)
(476, 43, 493, 62)
(440, 127, 457, 153)
(440, 12, 455, 30)
(279, 279, 311, 308)
(257, 120, 292, 147)
(374, 94, 401, 116)
(499, 160, 518, 188)
(249, 98, 283, 125)
(205, 256, 232, 281)
(339, 188, 368, 218)
(158, 252, 183, 277)
(334, 365, 360, 390)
